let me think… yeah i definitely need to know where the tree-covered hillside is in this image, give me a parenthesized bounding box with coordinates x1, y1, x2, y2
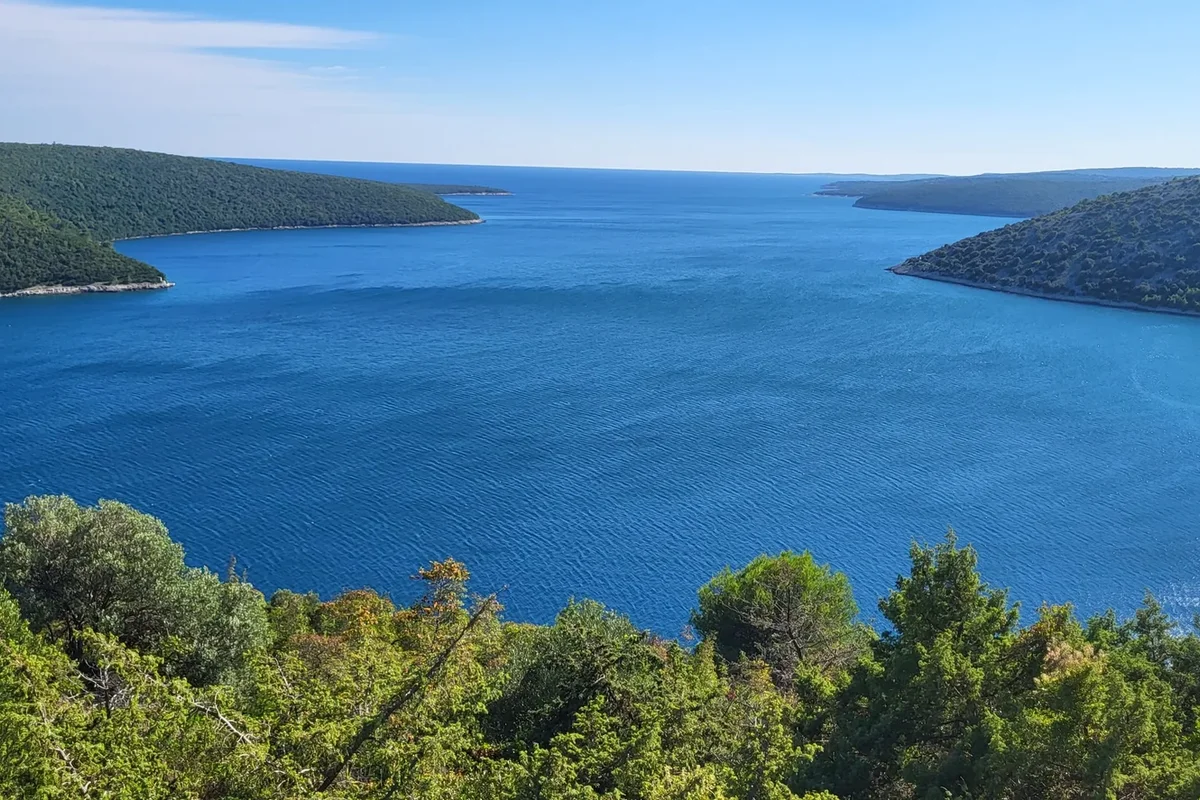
(818, 167, 1200, 217)
(892, 176, 1200, 313)
(0, 143, 484, 294)
(0, 196, 163, 294)
(0, 143, 480, 242)
(3, 494, 1200, 799)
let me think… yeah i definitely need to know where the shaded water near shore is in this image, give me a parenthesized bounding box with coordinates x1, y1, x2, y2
(3, 162, 1200, 631)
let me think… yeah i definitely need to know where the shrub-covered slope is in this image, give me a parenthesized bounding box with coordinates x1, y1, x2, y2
(0, 143, 479, 242)
(819, 168, 1200, 218)
(892, 176, 1200, 312)
(0, 196, 163, 294)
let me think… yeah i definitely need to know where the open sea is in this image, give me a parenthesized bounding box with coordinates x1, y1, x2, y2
(3, 161, 1199, 632)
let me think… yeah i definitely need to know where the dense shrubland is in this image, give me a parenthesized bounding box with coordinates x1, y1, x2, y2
(2, 495, 1198, 798)
(893, 176, 1200, 312)
(0, 196, 163, 293)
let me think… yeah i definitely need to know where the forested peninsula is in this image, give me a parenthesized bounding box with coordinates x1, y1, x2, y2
(2, 494, 1199, 799)
(818, 167, 1200, 218)
(0, 143, 485, 296)
(892, 176, 1200, 314)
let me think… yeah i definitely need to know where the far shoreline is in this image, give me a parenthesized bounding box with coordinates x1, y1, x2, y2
(2, 219, 484, 299)
(889, 266, 1200, 320)
(117, 217, 484, 242)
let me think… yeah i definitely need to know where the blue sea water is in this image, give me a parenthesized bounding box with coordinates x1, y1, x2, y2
(3, 161, 1200, 632)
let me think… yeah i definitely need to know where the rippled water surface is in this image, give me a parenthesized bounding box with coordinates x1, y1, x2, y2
(4, 162, 1200, 631)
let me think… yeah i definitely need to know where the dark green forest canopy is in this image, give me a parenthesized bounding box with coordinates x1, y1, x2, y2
(892, 176, 1200, 313)
(818, 167, 1200, 217)
(3, 495, 1199, 799)
(0, 195, 163, 294)
(0, 143, 480, 241)
(0, 143, 484, 293)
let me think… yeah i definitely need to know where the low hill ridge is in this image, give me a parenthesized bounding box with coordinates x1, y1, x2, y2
(892, 176, 1200, 314)
(0, 143, 484, 295)
(819, 167, 1200, 218)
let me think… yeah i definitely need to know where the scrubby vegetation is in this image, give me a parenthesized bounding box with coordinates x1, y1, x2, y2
(0, 143, 481, 293)
(819, 168, 1200, 218)
(3, 494, 1199, 799)
(894, 176, 1200, 313)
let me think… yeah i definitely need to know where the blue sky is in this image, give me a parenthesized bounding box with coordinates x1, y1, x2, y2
(2, 0, 1198, 173)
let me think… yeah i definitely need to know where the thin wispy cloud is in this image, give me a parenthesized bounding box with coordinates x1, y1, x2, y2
(6, 1, 376, 49)
(0, 1, 684, 168)
(0, 1, 425, 157)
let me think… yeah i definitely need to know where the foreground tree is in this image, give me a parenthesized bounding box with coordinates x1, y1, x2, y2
(0, 495, 268, 685)
(4, 494, 1200, 798)
(814, 531, 1022, 799)
(692, 551, 870, 689)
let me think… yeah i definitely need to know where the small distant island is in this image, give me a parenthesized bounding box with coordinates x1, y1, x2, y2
(892, 176, 1200, 314)
(0, 143, 498, 296)
(818, 167, 1200, 218)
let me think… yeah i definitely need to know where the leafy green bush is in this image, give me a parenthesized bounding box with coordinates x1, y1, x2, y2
(0, 496, 267, 685)
(4, 496, 1200, 798)
(693, 551, 870, 688)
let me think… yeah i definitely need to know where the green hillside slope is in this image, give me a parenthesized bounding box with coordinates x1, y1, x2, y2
(818, 168, 1200, 217)
(0, 143, 485, 295)
(892, 176, 1200, 313)
(0, 143, 479, 242)
(0, 196, 163, 295)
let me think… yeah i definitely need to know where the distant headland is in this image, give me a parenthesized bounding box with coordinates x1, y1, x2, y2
(818, 167, 1200, 218)
(891, 175, 1200, 315)
(0, 143, 501, 296)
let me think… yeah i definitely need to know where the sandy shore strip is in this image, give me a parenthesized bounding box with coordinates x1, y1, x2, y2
(889, 266, 1200, 319)
(1, 281, 175, 299)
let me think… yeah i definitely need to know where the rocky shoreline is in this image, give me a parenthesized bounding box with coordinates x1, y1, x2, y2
(889, 266, 1200, 319)
(1, 280, 175, 299)
(119, 217, 483, 241)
